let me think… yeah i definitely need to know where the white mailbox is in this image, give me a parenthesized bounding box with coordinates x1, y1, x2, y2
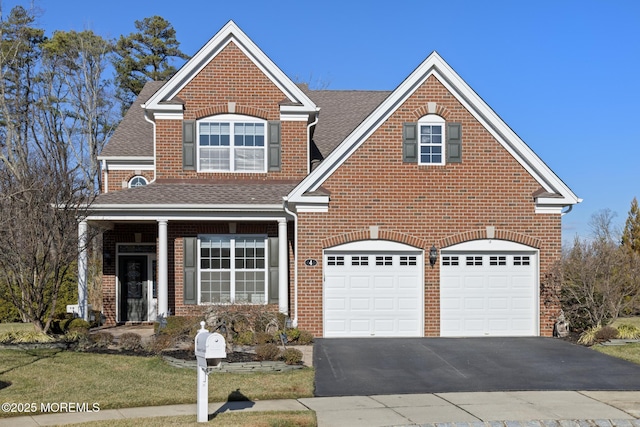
(195, 330, 226, 367)
(194, 321, 227, 423)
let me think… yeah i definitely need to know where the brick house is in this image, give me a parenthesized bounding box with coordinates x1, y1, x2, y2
(78, 20, 580, 337)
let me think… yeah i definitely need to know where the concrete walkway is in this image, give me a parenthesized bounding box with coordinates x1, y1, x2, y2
(2, 391, 639, 426)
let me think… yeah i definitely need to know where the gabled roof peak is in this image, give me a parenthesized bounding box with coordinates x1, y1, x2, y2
(142, 20, 317, 114)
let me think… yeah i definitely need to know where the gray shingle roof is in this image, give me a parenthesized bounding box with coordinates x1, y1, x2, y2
(93, 180, 299, 207)
(305, 90, 391, 158)
(100, 82, 390, 161)
(99, 81, 165, 158)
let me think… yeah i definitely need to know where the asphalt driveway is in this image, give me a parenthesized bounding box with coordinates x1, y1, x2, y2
(313, 337, 640, 397)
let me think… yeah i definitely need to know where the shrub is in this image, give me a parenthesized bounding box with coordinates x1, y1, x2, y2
(156, 315, 200, 338)
(118, 332, 142, 350)
(297, 330, 314, 345)
(90, 331, 114, 348)
(616, 324, 640, 340)
(66, 318, 91, 332)
(255, 343, 280, 361)
(595, 325, 619, 342)
(235, 330, 254, 346)
(281, 348, 303, 365)
(11, 331, 54, 343)
(0, 331, 15, 343)
(255, 331, 274, 345)
(578, 326, 600, 345)
(285, 328, 301, 342)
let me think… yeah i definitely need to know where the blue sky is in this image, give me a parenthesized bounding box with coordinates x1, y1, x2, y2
(5, 0, 640, 244)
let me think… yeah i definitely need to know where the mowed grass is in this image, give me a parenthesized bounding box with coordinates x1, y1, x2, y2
(592, 342, 640, 365)
(58, 411, 317, 427)
(0, 349, 314, 418)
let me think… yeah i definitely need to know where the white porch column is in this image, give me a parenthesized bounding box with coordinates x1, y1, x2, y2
(77, 220, 89, 321)
(278, 219, 288, 314)
(158, 220, 169, 318)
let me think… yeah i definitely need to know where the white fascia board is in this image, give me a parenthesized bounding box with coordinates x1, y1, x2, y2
(288, 51, 580, 208)
(154, 112, 184, 120)
(90, 203, 283, 213)
(97, 156, 155, 162)
(142, 21, 316, 114)
(86, 214, 288, 222)
(431, 56, 581, 206)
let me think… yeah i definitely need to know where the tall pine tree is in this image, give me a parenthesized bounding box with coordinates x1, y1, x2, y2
(113, 15, 188, 114)
(621, 197, 640, 253)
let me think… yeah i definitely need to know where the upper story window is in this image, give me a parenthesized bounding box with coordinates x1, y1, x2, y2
(418, 114, 445, 165)
(198, 114, 266, 172)
(128, 176, 148, 188)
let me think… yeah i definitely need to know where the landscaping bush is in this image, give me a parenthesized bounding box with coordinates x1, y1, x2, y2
(255, 331, 274, 345)
(616, 324, 640, 340)
(235, 330, 254, 345)
(281, 348, 303, 365)
(118, 332, 142, 350)
(595, 325, 619, 342)
(578, 325, 600, 346)
(66, 318, 91, 332)
(90, 331, 114, 348)
(255, 343, 280, 361)
(297, 330, 314, 345)
(10, 331, 55, 343)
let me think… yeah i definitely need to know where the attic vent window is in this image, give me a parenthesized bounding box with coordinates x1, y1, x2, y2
(128, 176, 148, 188)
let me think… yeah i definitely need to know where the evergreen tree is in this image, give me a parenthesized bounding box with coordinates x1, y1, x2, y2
(621, 197, 640, 253)
(113, 15, 189, 114)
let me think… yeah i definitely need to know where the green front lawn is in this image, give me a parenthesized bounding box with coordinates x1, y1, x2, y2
(592, 342, 640, 365)
(0, 349, 314, 418)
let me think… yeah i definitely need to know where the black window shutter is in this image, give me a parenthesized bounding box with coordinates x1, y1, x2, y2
(446, 123, 462, 163)
(268, 121, 281, 171)
(183, 120, 196, 170)
(268, 237, 279, 304)
(183, 237, 197, 305)
(403, 122, 418, 163)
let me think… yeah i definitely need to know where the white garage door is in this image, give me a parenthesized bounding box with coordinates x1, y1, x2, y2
(324, 242, 423, 337)
(440, 245, 538, 337)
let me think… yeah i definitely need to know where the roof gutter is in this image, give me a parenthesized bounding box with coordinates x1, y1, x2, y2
(306, 109, 320, 174)
(143, 109, 157, 182)
(282, 196, 298, 328)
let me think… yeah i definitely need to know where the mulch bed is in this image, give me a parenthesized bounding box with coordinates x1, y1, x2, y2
(162, 349, 260, 363)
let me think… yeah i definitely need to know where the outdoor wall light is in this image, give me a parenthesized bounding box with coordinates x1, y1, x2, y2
(429, 245, 438, 268)
(103, 250, 112, 266)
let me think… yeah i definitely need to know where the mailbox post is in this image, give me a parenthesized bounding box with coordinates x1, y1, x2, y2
(194, 321, 226, 422)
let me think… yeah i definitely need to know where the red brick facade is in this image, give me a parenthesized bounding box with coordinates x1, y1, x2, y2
(295, 75, 562, 337)
(95, 23, 573, 338)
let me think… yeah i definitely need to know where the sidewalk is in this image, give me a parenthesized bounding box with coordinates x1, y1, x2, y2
(2, 391, 639, 426)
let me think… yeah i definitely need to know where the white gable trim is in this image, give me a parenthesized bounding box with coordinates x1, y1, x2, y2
(142, 20, 317, 115)
(287, 52, 581, 210)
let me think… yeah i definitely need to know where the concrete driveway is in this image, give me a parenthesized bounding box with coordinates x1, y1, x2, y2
(313, 337, 640, 397)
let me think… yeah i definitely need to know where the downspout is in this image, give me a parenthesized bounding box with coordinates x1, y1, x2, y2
(561, 205, 573, 216)
(143, 110, 157, 182)
(101, 159, 108, 193)
(282, 197, 298, 327)
(306, 109, 320, 174)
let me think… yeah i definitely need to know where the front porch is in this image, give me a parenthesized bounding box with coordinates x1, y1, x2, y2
(77, 218, 293, 326)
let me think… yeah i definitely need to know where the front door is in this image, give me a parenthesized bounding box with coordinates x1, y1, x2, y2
(119, 255, 148, 322)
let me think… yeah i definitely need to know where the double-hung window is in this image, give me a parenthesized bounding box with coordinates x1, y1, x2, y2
(198, 114, 266, 172)
(199, 235, 267, 304)
(418, 114, 445, 165)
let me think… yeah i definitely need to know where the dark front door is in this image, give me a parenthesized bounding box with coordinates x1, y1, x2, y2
(119, 255, 148, 322)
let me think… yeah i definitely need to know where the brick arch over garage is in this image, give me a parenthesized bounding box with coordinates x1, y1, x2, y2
(322, 229, 428, 250)
(438, 229, 541, 249)
(193, 104, 271, 120)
